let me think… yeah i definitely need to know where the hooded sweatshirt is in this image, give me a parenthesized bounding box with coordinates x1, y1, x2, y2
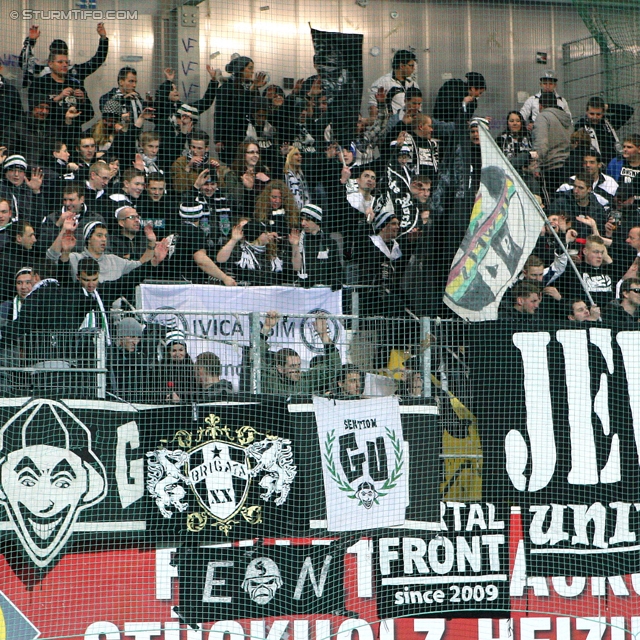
(533, 107, 573, 171)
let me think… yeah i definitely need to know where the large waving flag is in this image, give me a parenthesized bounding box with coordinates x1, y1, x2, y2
(443, 121, 545, 321)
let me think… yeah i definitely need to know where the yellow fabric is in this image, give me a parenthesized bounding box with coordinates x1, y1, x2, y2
(430, 375, 483, 501)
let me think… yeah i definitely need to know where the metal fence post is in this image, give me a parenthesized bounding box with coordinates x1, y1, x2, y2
(96, 330, 107, 399)
(421, 317, 431, 398)
(250, 312, 262, 394)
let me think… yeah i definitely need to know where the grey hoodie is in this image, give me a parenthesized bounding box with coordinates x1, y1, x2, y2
(533, 107, 573, 171)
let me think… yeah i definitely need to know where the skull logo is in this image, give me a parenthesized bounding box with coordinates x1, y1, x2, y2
(241, 557, 283, 604)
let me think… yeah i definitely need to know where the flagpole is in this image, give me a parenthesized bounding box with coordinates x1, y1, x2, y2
(476, 120, 596, 308)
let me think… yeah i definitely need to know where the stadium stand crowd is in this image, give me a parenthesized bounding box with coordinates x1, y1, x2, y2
(0, 23, 638, 399)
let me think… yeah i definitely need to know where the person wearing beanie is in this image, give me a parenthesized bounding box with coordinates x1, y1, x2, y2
(0, 267, 34, 330)
(176, 104, 199, 121)
(521, 70, 572, 128)
(154, 66, 220, 166)
(107, 316, 156, 403)
(89, 100, 124, 155)
(163, 196, 236, 286)
(214, 55, 267, 165)
(46, 218, 168, 304)
(155, 329, 197, 403)
(432, 71, 487, 124)
(368, 50, 419, 119)
(355, 207, 410, 370)
(532, 90, 573, 199)
(289, 204, 342, 289)
(0, 155, 45, 224)
(19, 23, 108, 91)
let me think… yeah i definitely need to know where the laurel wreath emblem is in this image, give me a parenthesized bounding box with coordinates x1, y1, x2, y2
(323, 427, 403, 505)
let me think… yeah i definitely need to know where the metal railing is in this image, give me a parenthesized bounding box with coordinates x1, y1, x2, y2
(0, 329, 108, 399)
(0, 310, 475, 401)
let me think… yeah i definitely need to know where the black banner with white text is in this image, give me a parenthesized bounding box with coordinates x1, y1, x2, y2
(469, 324, 640, 576)
(375, 502, 510, 617)
(175, 541, 346, 624)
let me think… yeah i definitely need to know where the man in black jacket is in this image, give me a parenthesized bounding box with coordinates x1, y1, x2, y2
(4, 258, 108, 362)
(28, 51, 95, 129)
(432, 72, 486, 124)
(575, 96, 634, 166)
(19, 23, 108, 89)
(289, 204, 342, 289)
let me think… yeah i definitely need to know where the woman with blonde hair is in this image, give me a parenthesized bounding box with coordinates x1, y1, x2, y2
(284, 146, 310, 211)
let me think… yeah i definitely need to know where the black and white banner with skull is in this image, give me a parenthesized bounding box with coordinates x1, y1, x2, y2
(313, 396, 408, 531)
(175, 541, 345, 624)
(0, 398, 146, 571)
(469, 324, 640, 576)
(289, 397, 441, 531)
(142, 399, 306, 542)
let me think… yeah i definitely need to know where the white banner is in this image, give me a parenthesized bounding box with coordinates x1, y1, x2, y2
(314, 396, 407, 532)
(138, 285, 345, 392)
(443, 121, 545, 321)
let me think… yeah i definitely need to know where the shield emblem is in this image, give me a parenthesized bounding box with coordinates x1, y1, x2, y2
(187, 442, 250, 521)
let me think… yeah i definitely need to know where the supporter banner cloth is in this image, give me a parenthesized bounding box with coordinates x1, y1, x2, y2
(468, 323, 640, 576)
(141, 398, 310, 542)
(314, 396, 408, 531)
(375, 502, 510, 617)
(444, 122, 544, 321)
(175, 541, 345, 625)
(138, 285, 345, 391)
(0, 398, 146, 570)
(310, 28, 363, 146)
(290, 398, 440, 529)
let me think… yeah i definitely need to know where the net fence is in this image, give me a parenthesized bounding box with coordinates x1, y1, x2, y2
(0, 0, 639, 638)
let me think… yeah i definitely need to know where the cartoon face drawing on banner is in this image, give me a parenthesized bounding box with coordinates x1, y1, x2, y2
(300, 309, 342, 354)
(147, 416, 297, 535)
(355, 481, 379, 509)
(0, 400, 108, 568)
(241, 557, 283, 604)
